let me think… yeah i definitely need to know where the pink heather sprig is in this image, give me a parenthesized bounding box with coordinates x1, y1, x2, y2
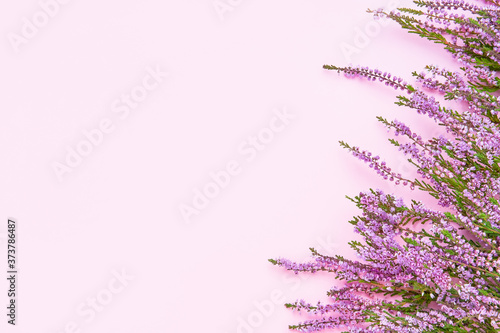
(338, 141, 416, 189)
(270, 1, 500, 331)
(323, 65, 409, 91)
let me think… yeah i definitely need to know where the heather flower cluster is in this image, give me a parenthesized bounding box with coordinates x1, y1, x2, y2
(270, 1, 500, 332)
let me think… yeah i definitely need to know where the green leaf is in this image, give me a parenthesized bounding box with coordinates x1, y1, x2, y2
(403, 237, 419, 246)
(441, 229, 454, 241)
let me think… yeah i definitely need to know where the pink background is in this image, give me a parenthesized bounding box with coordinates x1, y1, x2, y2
(0, 0, 457, 332)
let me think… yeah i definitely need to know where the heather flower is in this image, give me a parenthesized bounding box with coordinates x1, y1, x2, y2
(270, 1, 500, 331)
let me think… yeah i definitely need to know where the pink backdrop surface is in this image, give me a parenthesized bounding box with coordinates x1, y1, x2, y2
(0, 0, 457, 332)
